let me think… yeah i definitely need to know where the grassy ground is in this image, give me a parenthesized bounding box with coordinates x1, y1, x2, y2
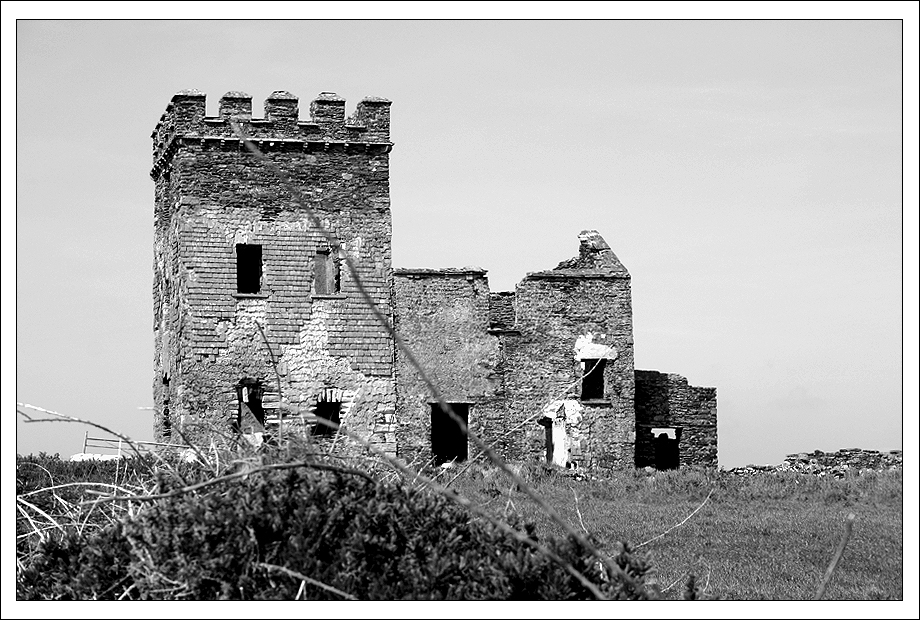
(16, 453, 902, 600)
(450, 465, 903, 600)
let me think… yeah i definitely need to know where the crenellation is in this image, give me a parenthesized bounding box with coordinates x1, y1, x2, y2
(150, 90, 393, 180)
(218, 91, 253, 120)
(263, 90, 299, 126)
(310, 91, 346, 125)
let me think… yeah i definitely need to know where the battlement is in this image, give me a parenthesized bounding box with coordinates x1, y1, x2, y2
(151, 90, 391, 176)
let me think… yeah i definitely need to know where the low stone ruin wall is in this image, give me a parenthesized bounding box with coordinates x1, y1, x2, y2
(728, 448, 902, 478)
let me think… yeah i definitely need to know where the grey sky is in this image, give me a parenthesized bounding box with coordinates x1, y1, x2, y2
(9, 17, 913, 470)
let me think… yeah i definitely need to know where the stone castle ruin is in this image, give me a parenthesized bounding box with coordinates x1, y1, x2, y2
(150, 89, 718, 472)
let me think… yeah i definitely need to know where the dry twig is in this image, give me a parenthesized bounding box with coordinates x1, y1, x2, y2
(256, 562, 356, 600)
(571, 486, 590, 535)
(815, 512, 856, 600)
(636, 487, 714, 549)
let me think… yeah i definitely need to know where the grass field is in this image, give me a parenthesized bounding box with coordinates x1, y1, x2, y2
(447, 464, 903, 600)
(16, 452, 903, 601)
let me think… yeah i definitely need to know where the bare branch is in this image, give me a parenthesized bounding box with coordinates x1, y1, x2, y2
(256, 562, 357, 600)
(571, 486, 590, 535)
(84, 460, 375, 505)
(815, 512, 856, 600)
(636, 487, 714, 549)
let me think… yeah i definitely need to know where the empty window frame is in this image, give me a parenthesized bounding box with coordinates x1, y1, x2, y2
(236, 244, 262, 294)
(581, 359, 606, 400)
(313, 249, 341, 295)
(312, 401, 342, 436)
(430, 403, 470, 465)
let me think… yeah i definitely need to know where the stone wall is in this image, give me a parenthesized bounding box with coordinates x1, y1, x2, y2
(498, 231, 637, 471)
(393, 269, 504, 464)
(728, 448, 902, 477)
(151, 90, 396, 451)
(634, 370, 718, 468)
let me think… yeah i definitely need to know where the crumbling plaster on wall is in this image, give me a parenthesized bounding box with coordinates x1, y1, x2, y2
(539, 400, 585, 467)
(573, 333, 618, 361)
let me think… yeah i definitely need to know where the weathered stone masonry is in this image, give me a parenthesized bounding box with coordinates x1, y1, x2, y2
(151, 89, 718, 470)
(151, 89, 396, 452)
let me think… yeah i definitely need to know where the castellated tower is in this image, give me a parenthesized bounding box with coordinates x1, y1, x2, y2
(150, 89, 397, 452)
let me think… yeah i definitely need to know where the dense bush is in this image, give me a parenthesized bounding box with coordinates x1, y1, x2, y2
(18, 463, 657, 600)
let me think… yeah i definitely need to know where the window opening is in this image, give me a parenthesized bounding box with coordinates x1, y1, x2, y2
(236, 378, 265, 433)
(236, 244, 262, 294)
(581, 359, 605, 400)
(312, 401, 342, 436)
(430, 403, 470, 465)
(313, 248, 341, 295)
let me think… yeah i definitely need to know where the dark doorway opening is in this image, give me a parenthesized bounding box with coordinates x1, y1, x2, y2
(539, 417, 553, 463)
(236, 378, 265, 433)
(581, 359, 605, 400)
(431, 403, 469, 465)
(654, 430, 680, 471)
(236, 244, 262, 294)
(312, 401, 342, 436)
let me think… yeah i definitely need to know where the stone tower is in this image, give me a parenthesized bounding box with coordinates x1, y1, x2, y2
(150, 89, 397, 451)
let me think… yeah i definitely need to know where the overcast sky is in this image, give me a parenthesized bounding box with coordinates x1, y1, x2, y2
(8, 15, 916, 471)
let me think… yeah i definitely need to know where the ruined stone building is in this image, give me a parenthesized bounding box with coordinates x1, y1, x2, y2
(150, 89, 718, 472)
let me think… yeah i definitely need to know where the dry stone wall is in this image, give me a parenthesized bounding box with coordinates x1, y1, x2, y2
(728, 448, 902, 478)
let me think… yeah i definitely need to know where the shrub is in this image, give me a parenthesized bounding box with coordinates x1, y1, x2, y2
(18, 464, 658, 600)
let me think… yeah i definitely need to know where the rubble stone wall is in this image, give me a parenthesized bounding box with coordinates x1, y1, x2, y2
(502, 274, 636, 471)
(393, 269, 504, 464)
(729, 448, 902, 477)
(634, 370, 718, 468)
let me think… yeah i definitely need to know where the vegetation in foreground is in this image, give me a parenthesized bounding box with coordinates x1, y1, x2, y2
(16, 446, 902, 601)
